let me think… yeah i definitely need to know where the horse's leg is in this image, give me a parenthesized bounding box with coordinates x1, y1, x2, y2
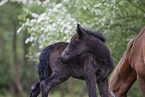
(40, 73, 70, 97)
(97, 78, 109, 97)
(137, 75, 145, 96)
(29, 80, 40, 97)
(84, 74, 97, 97)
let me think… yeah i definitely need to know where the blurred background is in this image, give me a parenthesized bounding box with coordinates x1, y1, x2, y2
(0, 0, 145, 97)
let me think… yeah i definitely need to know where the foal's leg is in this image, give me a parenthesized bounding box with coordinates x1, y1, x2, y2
(40, 73, 70, 97)
(137, 75, 145, 97)
(84, 74, 97, 97)
(29, 80, 40, 97)
(97, 78, 109, 97)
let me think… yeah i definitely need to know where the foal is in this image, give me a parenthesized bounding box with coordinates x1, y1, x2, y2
(61, 24, 114, 97)
(30, 24, 114, 97)
(30, 42, 104, 97)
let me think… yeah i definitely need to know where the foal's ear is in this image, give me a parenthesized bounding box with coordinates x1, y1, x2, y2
(76, 23, 84, 39)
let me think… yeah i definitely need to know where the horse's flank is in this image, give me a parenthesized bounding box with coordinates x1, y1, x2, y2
(136, 26, 145, 65)
(129, 26, 145, 78)
(142, 27, 145, 64)
(132, 26, 145, 64)
(108, 37, 135, 91)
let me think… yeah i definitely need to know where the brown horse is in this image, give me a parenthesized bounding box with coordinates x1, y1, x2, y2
(109, 26, 145, 97)
(61, 24, 114, 97)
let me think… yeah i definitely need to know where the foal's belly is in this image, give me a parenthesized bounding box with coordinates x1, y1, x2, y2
(71, 68, 85, 80)
(71, 75, 85, 80)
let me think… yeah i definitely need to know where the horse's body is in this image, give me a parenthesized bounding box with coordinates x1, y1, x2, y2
(61, 24, 114, 97)
(109, 26, 145, 97)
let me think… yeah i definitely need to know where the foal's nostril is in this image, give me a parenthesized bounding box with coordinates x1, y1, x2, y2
(59, 55, 69, 63)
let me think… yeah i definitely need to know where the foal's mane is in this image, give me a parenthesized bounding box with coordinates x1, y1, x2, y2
(108, 38, 135, 90)
(81, 27, 106, 43)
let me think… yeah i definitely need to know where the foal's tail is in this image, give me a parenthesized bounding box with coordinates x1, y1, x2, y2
(38, 45, 53, 81)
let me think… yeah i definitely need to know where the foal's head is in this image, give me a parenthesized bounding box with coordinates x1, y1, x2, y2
(61, 24, 106, 62)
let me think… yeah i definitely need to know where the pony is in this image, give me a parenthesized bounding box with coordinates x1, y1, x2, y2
(29, 24, 114, 97)
(108, 26, 145, 97)
(60, 24, 115, 97)
(29, 42, 109, 97)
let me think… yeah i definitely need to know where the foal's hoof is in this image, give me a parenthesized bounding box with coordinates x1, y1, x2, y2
(31, 85, 36, 90)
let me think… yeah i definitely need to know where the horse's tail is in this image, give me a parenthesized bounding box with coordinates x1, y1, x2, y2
(108, 38, 135, 92)
(38, 45, 53, 81)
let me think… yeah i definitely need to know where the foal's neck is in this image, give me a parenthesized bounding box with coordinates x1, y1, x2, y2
(86, 37, 110, 58)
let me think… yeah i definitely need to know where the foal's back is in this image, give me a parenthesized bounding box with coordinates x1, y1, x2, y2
(38, 42, 68, 80)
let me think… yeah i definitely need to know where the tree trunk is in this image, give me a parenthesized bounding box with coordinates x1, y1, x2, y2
(13, 19, 23, 97)
(1, 37, 16, 95)
(27, 61, 35, 94)
(22, 30, 26, 75)
(27, 41, 38, 94)
(8, 80, 16, 95)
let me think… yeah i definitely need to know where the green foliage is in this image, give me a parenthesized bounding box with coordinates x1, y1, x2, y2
(16, 0, 145, 63)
